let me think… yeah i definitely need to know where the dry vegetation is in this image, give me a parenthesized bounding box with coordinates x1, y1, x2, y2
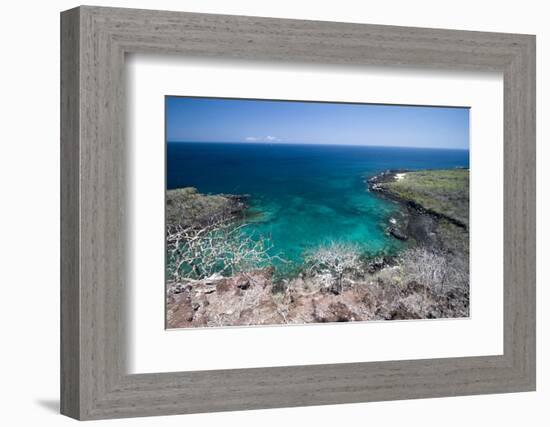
(167, 244, 469, 328)
(167, 218, 275, 281)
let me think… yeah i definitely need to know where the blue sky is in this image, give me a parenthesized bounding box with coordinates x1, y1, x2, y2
(166, 96, 469, 150)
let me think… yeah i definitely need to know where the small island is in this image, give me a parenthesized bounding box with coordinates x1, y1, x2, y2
(166, 168, 470, 328)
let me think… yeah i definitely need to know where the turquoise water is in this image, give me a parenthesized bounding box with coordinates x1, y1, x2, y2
(167, 142, 469, 266)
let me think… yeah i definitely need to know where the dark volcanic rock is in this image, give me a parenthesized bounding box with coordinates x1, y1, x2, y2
(237, 280, 251, 290)
(406, 209, 438, 247)
(389, 226, 408, 241)
(366, 257, 388, 273)
(388, 303, 423, 320)
(368, 170, 455, 249)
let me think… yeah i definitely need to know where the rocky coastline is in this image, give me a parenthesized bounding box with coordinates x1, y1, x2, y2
(367, 169, 469, 251)
(166, 187, 249, 230)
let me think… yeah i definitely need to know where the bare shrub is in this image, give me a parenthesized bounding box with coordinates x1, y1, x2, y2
(373, 265, 403, 287)
(399, 247, 468, 294)
(304, 242, 362, 294)
(167, 218, 277, 282)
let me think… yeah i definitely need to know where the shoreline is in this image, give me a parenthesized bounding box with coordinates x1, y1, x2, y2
(367, 168, 469, 252)
(367, 169, 435, 245)
(368, 169, 468, 228)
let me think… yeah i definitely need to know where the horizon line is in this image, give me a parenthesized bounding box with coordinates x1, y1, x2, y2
(167, 140, 470, 151)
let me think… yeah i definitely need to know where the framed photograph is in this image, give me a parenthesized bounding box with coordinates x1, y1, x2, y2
(61, 6, 536, 420)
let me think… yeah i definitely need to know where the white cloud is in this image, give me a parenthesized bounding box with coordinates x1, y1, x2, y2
(245, 135, 281, 142)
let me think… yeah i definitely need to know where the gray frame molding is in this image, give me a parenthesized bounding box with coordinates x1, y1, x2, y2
(60, 6, 536, 420)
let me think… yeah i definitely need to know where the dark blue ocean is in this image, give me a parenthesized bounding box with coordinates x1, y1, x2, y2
(167, 142, 469, 265)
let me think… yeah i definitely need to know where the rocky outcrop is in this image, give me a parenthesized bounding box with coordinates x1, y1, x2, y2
(166, 187, 249, 229)
(368, 170, 468, 230)
(167, 269, 285, 328)
(166, 263, 469, 329)
(367, 170, 467, 249)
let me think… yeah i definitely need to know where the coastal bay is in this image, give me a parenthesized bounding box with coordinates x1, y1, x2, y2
(166, 142, 470, 328)
(167, 142, 468, 262)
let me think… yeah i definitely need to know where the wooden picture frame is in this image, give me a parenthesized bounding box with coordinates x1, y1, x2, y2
(60, 5, 536, 420)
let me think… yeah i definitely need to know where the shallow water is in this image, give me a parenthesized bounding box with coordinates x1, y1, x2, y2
(167, 142, 469, 266)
